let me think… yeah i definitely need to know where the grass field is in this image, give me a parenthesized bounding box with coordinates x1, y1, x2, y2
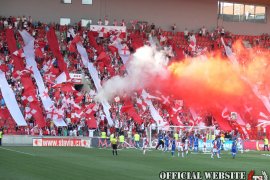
(0, 146, 269, 180)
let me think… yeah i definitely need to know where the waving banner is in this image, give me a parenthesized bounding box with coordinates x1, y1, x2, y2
(0, 71, 27, 126)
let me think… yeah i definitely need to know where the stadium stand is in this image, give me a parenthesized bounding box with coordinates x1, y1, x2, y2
(0, 15, 269, 141)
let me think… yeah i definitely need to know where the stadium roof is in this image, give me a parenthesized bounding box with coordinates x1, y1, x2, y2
(225, 0, 270, 5)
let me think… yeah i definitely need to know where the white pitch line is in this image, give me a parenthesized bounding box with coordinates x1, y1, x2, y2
(0, 147, 35, 156)
(261, 154, 270, 157)
(190, 152, 212, 154)
(98, 148, 124, 151)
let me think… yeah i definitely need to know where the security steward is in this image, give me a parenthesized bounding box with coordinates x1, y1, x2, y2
(264, 136, 269, 151)
(119, 134, 125, 148)
(0, 128, 3, 146)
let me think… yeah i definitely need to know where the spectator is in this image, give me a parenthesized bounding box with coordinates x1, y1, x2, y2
(184, 28, 189, 39)
(97, 19, 102, 26)
(113, 19, 118, 26)
(150, 23, 155, 36)
(172, 23, 176, 35)
(104, 16, 109, 26)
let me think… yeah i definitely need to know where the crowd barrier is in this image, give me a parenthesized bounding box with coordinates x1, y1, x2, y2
(1, 135, 268, 151)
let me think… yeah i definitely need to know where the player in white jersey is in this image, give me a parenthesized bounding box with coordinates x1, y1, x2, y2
(202, 134, 207, 152)
(184, 138, 189, 155)
(211, 137, 220, 159)
(177, 138, 184, 157)
(142, 137, 149, 155)
(237, 137, 244, 153)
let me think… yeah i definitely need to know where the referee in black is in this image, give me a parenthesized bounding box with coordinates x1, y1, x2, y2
(111, 134, 118, 156)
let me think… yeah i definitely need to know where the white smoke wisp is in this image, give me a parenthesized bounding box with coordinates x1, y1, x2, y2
(95, 46, 169, 102)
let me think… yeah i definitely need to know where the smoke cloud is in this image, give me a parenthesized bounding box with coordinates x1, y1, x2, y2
(95, 46, 169, 102)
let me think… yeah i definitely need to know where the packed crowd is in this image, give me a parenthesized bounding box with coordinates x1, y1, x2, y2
(0, 15, 269, 140)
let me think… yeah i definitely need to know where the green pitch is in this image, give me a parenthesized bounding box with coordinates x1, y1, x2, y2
(0, 147, 269, 180)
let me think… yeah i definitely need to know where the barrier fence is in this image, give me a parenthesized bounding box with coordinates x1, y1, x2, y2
(1, 136, 268, 151)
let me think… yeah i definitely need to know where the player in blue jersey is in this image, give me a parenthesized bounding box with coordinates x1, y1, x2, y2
(189, 134, 194, 150)
(171, 137, 176, 156)
(216, 136, 222, 158)
(164, 134, 170, 152)
(155, 133, 164, 150)
(231, 139, 237, 159)
(193, 135, 199, 152)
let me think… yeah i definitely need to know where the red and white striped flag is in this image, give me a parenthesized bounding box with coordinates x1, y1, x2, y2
(13, 49, 25, 58)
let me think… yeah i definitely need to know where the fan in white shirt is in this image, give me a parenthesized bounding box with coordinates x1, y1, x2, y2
(202, 26, 207, 36)
(184, 28, 189, 37)
(104, 18, 109, 26)
(97, 19, 102, 26)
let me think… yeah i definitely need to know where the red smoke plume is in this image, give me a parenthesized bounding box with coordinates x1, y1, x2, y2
(146, 41, 270, 135)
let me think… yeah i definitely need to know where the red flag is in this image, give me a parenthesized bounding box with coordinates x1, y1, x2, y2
(211, 108, 232, 131)
(21, 75, 36, 92)
(175, 48, 185, 61)
(108, 45, 118, 54)
(74, 95, 83, 104)
(96, 52, 107, 61)
(87, 32, 99, 49)
(37, 40, 46, 48)
(35, 48, 44, 58)
(60, 83, 76, 93)
(121, 99, 133, 113)
(71, 35, 81, 44)
(5, 29, 25, 71)
(121, 99, 143, 124)
(68, 43, 77, 53)
(87, 114, 97, 129)
(119, 32, 126, 39)
(49, 66, 60, 76)
(46, 27, 70, 79)
(0, 108, 12, 120)
(106, 66, 115, 77)
(121, 104, 133, 113)
(13, 49, 25, 58)
(30, 101, 46, 128)
(0, 64, 9, 72)
(132, 41, 144, 50)
(127, 108, 143, 124)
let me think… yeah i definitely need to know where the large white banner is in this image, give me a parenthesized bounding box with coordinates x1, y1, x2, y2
(142, 90, 167, 128)
(90, 25, 126, 33)
(76, 44, 89, 68)
(0, 71, 27, 126)
(19, 30, 54, 111)
(76, 43, 113, 126)
(55, 72, 67, 84)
